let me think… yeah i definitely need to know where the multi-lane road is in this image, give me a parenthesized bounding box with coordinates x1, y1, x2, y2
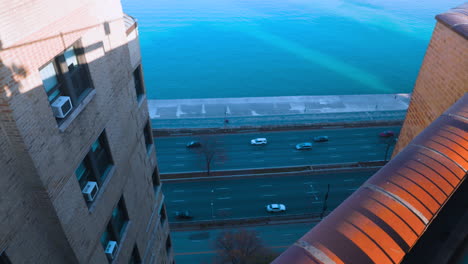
(155, 126, 399, 173)
(172, 222, 316, 264)
(162, 170, 378, 222)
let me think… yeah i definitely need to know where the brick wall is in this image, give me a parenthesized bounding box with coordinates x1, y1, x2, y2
(0, 0, 171, 263)
(393, 17, 468, 155)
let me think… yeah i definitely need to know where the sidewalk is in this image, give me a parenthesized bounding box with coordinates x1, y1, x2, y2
(149, 94, 410, 129)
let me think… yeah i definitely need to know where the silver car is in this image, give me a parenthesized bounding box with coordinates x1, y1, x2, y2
(266, 204, 286, 213)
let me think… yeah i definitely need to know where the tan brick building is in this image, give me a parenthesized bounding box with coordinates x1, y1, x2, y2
(393, 3, 468, 155)
(0, 0, 172, 263)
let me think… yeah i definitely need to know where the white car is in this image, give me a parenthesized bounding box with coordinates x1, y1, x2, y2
(266, 204, 286, 213)
(250, 138, 267, 145)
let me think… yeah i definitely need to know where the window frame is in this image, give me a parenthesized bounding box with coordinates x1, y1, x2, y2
(0, 251, 11, 264)
(39, 40, 94, 123)
(143, 120, 153, 153)
(152, 167, 160, 191)
(101, 197, 129, 250)
(133, 65, 145, 102)
(76, 130, 114, 207)
(129, 245, 142, 264)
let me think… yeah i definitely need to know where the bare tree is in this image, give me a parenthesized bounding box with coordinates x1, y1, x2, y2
(196, 135, 221, 176)
(214, 229, 278, 264)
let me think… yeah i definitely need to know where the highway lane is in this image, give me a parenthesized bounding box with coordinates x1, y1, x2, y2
(154, 126, 399, 173)
(172, 222, 316, 264)
(162, 170, 377, 222)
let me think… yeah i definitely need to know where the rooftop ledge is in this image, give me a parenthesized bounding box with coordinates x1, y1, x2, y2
(435, 3, 468, 39)
(124, 13, 137, 35)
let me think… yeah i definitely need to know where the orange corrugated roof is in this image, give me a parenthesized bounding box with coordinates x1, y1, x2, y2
(272, 94, 467, 264)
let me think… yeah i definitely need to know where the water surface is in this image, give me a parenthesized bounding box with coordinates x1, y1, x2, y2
(121, 0, 461, 99)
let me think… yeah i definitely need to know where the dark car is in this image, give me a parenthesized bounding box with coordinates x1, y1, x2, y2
(379, 131, 395, 137)
(175, 210, 193, 220)
(313, 136, 329, 142)
(186, 141, 201, 148)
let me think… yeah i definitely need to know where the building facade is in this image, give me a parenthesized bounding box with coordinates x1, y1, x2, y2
(393, 3, 468, 155)
(0, 0, 172, 263)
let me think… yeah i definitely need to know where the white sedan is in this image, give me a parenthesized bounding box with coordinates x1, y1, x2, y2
(266, 204, 286, 213)
(250, 138, 267, 145)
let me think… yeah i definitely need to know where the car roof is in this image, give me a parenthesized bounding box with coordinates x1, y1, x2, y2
(255, 138, 266, 140)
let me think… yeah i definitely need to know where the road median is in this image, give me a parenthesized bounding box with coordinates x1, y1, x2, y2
(160, 161, 386, 182)
(169, 213, 323, 231)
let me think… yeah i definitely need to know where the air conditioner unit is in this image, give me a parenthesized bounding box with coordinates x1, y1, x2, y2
(105, 241, 118, 260)
(51, 96, 73, 118)
(82, 181, 99, 202)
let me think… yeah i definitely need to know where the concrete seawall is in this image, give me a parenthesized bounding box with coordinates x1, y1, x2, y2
(149, 94, 411, 129)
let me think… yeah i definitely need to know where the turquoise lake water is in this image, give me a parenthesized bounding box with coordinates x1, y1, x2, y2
(121, 0, 461, 99)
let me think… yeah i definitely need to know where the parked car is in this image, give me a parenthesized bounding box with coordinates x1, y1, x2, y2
(296, 142, 313, 150)
(266, 204, 286, 213)
(313, 136, 329, 142)
(175, 210, 193, 220)
(379, 131, 395, 137)
(250, 138, 267, 145)
(186, 141, 201, 148)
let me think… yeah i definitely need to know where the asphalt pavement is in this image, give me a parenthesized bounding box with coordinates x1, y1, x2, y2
(162, 170, 377, 222)
(171, 222, 316, 264)
(155, 126, 399, 173)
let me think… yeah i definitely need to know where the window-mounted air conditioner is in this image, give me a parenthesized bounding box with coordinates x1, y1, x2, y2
(82, 181, 99, 202)
(51, 96, 73, 118)
(105, 241, 119, 260)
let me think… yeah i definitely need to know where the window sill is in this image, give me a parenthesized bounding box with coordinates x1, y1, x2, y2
(58, 89, 96, 132)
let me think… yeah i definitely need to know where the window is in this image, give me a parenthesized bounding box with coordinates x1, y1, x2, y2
(165, 235, 172, 254)
(152, 167, 160, 192)
(39, 42, 93, 121)
(160, 205, 167, 225)
(0, 252, 11, 264)
(128, 245, 141, 264)
(143, 120, 153, 153)
(101, 197, 129, 250)
(75, 131, 113, 206)
(133, 66, 145, 101)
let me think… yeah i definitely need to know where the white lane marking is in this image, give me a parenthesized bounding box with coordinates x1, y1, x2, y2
(309, 184, 319, 201)
(306, 191, 319, 194)
(173, 190, 185, 193)
(353, 133, 365, 136)
(330, 155, 341, 158)
(260, 184, 272, 187)
(359, 145, 372, 149)
(293, 157, 305, 160)
(216, 187, 230, 190)
(172, 164, 185, 167)
(217, 208, 232, 210)
(311, 201, 322, 204)
(217, 197, 231, 200)
(343, 179, 354, 182)
(348, 188, 358, 191)
(283, 233, 294, 236)
(171, 200, 185, 202)
(252, 159, 265, 162)
(327, 147, 337, 150)
(175, 156, 185, 159)
(263, 194, 276, 197)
